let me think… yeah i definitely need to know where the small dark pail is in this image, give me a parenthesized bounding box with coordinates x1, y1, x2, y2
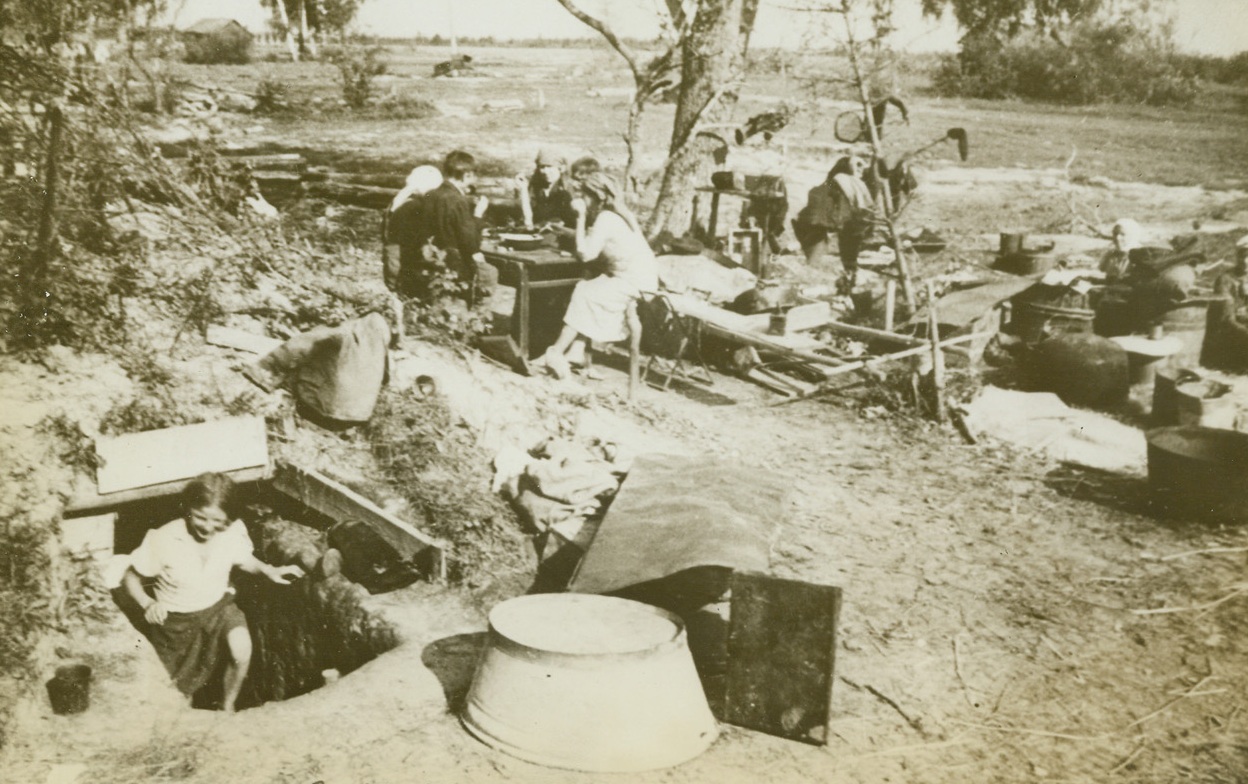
(47, 663, 92, 715)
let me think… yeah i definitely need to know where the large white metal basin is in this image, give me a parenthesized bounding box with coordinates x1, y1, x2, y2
(461, 593, 719, 772)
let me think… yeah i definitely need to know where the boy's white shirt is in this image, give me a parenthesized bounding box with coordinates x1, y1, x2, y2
(129, 519, 254, 613)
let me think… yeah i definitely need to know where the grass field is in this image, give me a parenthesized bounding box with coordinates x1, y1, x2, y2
(171, 43, 1248, 195)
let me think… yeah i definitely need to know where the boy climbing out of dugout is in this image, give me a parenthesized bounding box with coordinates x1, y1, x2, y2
(122, 472, 304, 712)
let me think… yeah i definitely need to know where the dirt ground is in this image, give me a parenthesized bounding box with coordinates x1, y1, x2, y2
(4, 44, 1248, 784)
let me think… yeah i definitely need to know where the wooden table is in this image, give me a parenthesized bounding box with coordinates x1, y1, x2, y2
(482, 242, 585, 358)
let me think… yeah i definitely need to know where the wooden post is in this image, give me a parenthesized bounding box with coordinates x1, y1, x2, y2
(627, 301, 642, 401)
(884, 279, 896, 333)
(925, 282, 946, 424)
(33, 102, 65, 279)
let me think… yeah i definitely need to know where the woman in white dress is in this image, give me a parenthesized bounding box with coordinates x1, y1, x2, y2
(541, 172, 658, 379)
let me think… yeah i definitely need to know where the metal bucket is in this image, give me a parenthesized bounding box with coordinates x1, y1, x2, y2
(1158, 300, 1211, 368)
(46, 664, 91, 715)
(461, 593, 718, 772)
(1175, 378, 1236, 429)
(1147, 426, 1248, 524)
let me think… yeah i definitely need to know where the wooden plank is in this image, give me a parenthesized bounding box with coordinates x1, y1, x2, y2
(823, 319, 926, 348)
(206, 325, 283, 355)
(59, 513, 115, 558)
(745, 368, 797, 396)
(779, 301, 832, 333)
(703, 322, 847, 368)
(270, 461, 446, 567)
(724, 571, 842, 746)
(234, 153, 307, 172)
(815, 332, 988, 379)
(927, 282, 947, 423)
(305, 181, 397, 209)
(95, 416, 269, 495)
(66, 465, 272, 514)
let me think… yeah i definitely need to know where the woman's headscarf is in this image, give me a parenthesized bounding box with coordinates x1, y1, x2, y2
(389, 165, 443, 212)
(828, 155, 873, 211)
(1111, 218, 1142, 252)
(828, 156, 856, 180)
(577, 171, 641, 234)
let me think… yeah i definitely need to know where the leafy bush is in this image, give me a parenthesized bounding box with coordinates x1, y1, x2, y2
(254, 79, 291, 114)
(328, 47, 387, 109)
(1216, 51, 1248, 85)
(0, 522, 53, 676)
(183, 30, 252, 65)
(934, 21, 1200, 106)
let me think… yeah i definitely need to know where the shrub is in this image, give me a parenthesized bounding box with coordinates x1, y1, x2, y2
(0, 522, 53, 676)
(933, 21, 1200, 106)
(183, 30, 252, 65)
(1219, 51, 1248, 85)
(328, 47, 387, 109)
(254, 79, 291, 114)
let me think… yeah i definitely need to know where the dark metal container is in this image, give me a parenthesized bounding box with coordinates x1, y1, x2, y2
(1147, 426, 1248, 524)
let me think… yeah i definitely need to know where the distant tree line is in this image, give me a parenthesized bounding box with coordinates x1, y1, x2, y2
(923, 0, 1221, 106)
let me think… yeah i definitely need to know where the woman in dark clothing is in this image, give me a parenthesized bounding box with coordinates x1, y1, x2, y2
(383, 165, 443, 295)
(791, 155, 874, 286)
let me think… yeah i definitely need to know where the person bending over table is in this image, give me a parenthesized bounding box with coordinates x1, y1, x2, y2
(539, 172, 658, 379)
(123, 472, 304, 712)
(515, 148, 576, 229)
(792, 154, 874, 290)
(410, 150, 497, 302)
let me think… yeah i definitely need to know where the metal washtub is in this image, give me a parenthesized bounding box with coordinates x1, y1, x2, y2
(461, 593, 719, 772)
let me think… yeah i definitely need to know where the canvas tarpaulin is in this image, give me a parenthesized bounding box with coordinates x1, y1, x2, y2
(248, 313, 390, 423)
(568, 455, 788, 596)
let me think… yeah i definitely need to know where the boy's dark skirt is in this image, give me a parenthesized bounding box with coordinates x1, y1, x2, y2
(146, 594, 247, 695)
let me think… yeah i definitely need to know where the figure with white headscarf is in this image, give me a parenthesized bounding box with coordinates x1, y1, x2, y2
(539, 172, 659, 379)
(383, 165, 443, 296)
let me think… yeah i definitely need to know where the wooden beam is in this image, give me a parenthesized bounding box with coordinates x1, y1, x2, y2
(205, 325, 283, 355)
(926, 282, 947, 423)
(810, 332, 988, 380)
(821, 319, 972, 359)
(66, 465, 272, 515)
(305, 181, 397, 209)
(822, 319, 925, 348)
(702, 322, 848, 368)
(270, 461, 446, 572)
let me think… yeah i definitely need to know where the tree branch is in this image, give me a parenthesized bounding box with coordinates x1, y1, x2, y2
(553, 0, 642, 79)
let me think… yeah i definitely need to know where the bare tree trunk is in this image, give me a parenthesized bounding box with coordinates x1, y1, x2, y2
(305, 2, 320, 58)
(646, 0, 758, 240)
(273, 0, 299, 61)
(840, 7, 916, 314)
(623, 94, 644, 193)
(297, 0, 317, 59)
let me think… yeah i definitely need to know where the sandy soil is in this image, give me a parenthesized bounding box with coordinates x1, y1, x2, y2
(3, 49, 1248, 781)
(4, 267, 1248, 784)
